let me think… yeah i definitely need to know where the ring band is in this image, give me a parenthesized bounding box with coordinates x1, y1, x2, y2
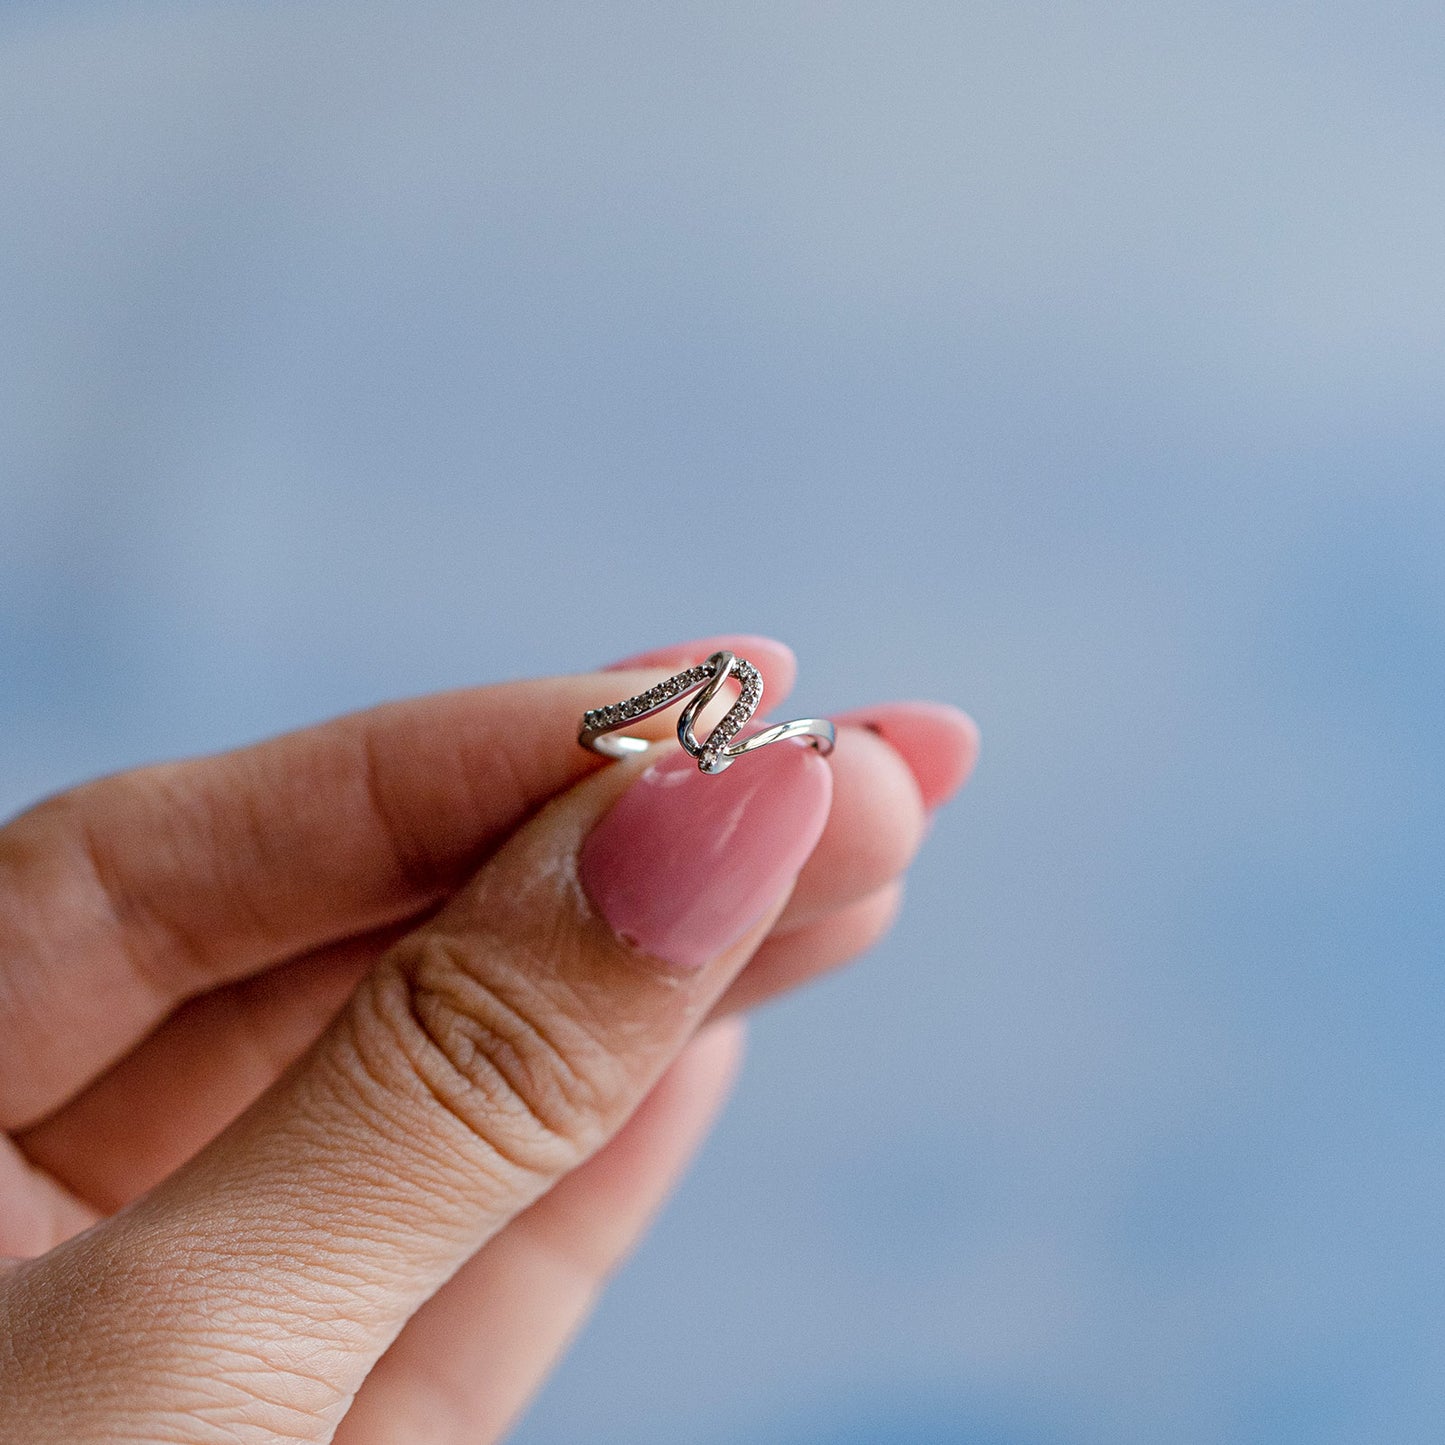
(579, 650, 835, 775)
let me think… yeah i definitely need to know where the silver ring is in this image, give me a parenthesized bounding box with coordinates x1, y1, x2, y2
(579, 650, 836, 775)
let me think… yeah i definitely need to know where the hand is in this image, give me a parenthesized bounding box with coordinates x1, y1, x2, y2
(0, 634, 977, 1444)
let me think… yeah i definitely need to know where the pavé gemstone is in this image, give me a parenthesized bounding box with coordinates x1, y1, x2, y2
(581, 651, 764, 763)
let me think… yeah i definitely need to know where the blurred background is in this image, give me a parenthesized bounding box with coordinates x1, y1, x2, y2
(3, 3, 1443, 1441)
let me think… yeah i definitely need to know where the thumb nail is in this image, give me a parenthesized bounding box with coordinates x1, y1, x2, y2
(578, 741, 831, 970)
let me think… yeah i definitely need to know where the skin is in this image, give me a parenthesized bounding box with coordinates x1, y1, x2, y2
(0, 644, 972, 1443)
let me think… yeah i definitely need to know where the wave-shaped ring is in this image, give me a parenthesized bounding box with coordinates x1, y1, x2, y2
(579, 650, 836, 775)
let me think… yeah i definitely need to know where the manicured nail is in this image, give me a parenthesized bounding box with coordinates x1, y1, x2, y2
(579, 739, 832, 969)
(602, 635, 797, 694)
(834, 701, 980, 810)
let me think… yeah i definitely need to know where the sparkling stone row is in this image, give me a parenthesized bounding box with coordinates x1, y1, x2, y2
(582, 663, 714, 734)
(698, 660, 763, 767)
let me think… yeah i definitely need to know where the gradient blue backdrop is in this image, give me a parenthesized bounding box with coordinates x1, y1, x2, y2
(3, 4, 1443, 1441)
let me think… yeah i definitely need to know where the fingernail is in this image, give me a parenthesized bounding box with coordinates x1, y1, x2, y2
(602, 635, 797, 693)
(834, 701, 980, 810)
(579, 740, 832, 970)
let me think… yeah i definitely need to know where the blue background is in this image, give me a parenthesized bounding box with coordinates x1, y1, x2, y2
(3, 4, 1443, 1441)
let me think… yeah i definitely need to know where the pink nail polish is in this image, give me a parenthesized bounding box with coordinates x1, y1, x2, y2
(834, 701, 980, 810)
(579, 740, 832, 970)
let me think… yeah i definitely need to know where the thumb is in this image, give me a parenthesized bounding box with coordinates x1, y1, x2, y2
(1, 737, 830, 1442)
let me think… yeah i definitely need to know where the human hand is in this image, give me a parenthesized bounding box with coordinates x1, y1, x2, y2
(0, 634, 977, 1444)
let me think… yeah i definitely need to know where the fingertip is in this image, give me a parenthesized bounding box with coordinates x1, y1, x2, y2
(601, 635, 798, 699)
(776, 723, 922, 931)
(873, 873, 907, 931)
(834, 701, 980, 811)
(713, 877, 907, 1017)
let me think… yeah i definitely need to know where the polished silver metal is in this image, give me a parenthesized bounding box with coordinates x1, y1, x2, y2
(579, 650, 836, 775)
